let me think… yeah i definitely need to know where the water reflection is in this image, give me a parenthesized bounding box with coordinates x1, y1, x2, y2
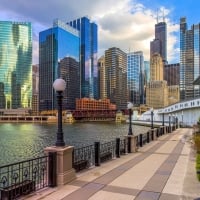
(0, 122, 150, 166)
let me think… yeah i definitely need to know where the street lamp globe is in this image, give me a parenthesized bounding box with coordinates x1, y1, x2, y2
(127, 102, 133, 110)
(53, 78, 66, 91)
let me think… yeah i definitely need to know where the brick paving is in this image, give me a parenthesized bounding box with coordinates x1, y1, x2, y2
(24, 128, 200, 200)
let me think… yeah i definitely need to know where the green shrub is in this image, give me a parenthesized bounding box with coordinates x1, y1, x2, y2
(194, 135, 200, 153)
(196, 154, 200, 181)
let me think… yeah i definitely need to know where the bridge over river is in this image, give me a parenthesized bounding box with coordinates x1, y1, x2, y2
(139, 97, 200, 127)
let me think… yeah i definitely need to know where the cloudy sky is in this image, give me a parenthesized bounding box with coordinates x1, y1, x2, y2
(0, 0, 199, 64)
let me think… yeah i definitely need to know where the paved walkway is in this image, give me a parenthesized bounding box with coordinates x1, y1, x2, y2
(24, 128, 200, 200)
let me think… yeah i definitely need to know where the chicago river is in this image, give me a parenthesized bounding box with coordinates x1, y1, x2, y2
(0, 122, 150, 166)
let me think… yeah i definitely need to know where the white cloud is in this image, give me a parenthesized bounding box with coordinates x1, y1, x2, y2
(0, 0, 179, 64)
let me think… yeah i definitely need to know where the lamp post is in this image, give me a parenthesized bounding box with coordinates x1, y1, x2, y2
(151, 108, 154, 129)
(173, 114, 175, 130)
(53, 78, 66, 147)
(169, 114, 171, 132)
(162, 113, 165, 126)
(175, 113, 178, 129)
(182, 111, 183, 127)
(127, 102, 133, 135)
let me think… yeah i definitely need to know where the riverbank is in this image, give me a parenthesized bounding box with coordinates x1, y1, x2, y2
(25, 128, 200, 200)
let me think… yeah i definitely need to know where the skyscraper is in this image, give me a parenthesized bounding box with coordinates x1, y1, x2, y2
(150, 53, 164, 81)
(150, 21, 167, 63)
(39, 19, 80, 111)
(180, 17, 200, 100)
(127, 51, 144, 105)
(105, 47, 127, 110)
(67, 17, 98, 99)
(98, 56, 106, 99)
(164, 63, 180, 86)
(0, 21, 32, 109)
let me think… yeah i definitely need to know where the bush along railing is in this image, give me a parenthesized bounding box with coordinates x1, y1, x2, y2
(73, 144, 94, 172)
(0, 154, 54, 200)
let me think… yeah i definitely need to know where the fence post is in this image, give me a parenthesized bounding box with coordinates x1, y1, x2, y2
(48, 152, 57, 187)
(147, 132, 150, 143)
(95, 142, 100, 166)
(116, 138, 120, 158)
(128, 137, 131, 153)
(139, 134, 143, 147)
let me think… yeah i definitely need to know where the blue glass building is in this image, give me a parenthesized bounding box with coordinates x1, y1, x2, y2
(0, 21, 32, 109)
(39, 19, 80, 111)
(180, 17, 200, 100)
(67, 17, 98, 99)
(127, 51, 144, 105)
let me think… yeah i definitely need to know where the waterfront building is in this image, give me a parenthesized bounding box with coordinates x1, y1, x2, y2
(127, 51, 145, 105)
(98, 56, 106, 99)
(76, 98, 116, 110)
(150, 53, 164, 81)
(0, 21, 32, 109)
(67, 17, 98, 99)
(180, 17, 200, 100)
(146, 80, 168, 108)
(105, 47, 128, 110)
(39, 19, 80, 111)
(150, 21, 167, 63)
(60, 57, 80, 110)
(164, 63, 180, 86)
(32, 64, 39, 115)
(168, 85, 180, 105)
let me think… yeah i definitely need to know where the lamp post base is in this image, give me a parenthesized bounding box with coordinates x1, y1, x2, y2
(125, 135, 137, 153)
(44, 145, 76, 186)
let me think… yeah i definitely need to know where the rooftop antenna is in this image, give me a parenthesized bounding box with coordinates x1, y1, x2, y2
(162, 8, 165, 22)
(156, 8, 159, 23)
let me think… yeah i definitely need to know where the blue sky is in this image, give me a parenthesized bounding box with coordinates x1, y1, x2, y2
(0, 0, 199, 64)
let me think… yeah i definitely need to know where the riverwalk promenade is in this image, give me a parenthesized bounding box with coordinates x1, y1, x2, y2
(24, 128, 200, 200)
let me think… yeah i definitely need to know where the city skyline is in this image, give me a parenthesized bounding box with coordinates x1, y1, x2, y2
(1, 0, 200, 64)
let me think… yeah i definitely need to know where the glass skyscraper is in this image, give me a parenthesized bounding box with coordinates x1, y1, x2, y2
(127, 51, 144, 105)
(150, 21, 167, 63)
(67, 17, 98, 99)
(105, 47, 127, 110)
(0, 21, 32, 109)
(180, 17, 200, 100)
(39, 19, 80, 111)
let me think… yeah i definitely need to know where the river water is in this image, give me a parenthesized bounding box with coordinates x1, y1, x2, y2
(0, 122, 150, 166)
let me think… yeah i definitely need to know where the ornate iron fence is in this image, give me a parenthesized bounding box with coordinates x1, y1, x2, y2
(73, 145, 94, 172)
(100, 140, 115, 163)
(0, 155, 49, 200)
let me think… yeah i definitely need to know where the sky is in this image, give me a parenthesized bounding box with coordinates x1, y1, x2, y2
(0, 0, 200, 65)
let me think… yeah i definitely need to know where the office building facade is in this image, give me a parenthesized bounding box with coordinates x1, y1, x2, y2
(164, 63, 180, 86)
(180, 17, 200, 100)
(150, 53, 164, 81)
(32, 64, 39, 115)
(67, 17, 98, 99)
(0, 21, 32, 109)
(98, 56, 106, 99)
(39, 19, 80, 111)
(105, 47, 127, 110)
(127, 51, 145, 105)
(150, 21, 167, 63)
(146, 80, 168, 108)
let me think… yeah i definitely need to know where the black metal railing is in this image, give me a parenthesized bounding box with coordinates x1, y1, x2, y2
(73, 145, 94, 172)
(100, 141, 115, 163)
(0, 155, 49, 200)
